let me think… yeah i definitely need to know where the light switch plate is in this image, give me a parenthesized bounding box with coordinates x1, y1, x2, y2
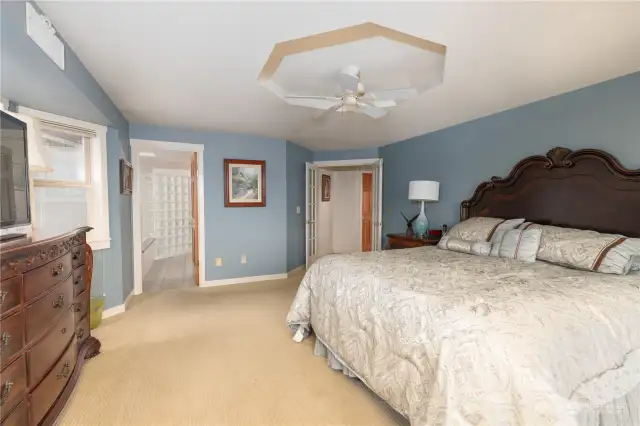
(241, 254, 247, 264)
(216, 257, 222, 266)
(296, 206, 301, 214)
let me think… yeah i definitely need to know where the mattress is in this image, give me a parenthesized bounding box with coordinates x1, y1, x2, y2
(286, 247, 640, 426)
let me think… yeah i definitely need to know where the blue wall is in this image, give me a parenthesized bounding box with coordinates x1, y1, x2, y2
(130, 125, 289, 280)
(2, 1, 132, 308)
(313, 147, 379, 162)
(286, 141, 313, 271)
(380, 72, 640, 236)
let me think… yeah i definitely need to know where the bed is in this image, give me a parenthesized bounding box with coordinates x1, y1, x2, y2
(286, 147, 640, 426)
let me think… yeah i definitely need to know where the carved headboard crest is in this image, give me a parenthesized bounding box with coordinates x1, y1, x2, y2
(461, 147, 640, 237)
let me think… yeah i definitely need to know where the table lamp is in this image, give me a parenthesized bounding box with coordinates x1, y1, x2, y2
(408, 181, 440, 238)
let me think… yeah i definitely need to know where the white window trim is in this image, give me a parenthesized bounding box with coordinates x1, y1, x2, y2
(17, 106, 111, 250)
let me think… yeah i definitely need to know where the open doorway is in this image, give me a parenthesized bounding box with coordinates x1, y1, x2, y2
(131, 140, 205, 295)
(306, 159, 382, 266)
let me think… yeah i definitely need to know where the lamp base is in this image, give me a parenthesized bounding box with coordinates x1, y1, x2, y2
(413, 203, 429, 238)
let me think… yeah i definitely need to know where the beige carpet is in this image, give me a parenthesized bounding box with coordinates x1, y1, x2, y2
(59, 274, 407, 426)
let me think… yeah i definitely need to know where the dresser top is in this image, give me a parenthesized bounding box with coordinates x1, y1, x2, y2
(1, 227, 92, 255)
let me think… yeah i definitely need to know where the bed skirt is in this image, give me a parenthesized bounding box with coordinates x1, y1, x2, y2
(313, 338, 359, 378)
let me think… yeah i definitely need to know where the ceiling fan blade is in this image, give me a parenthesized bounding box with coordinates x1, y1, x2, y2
(284, 96, 342, 110)
(313, 104, 343, 125)
(370, 88, 419, 101)
(368, 99, 396, 108)
(356, 101, 388, 119)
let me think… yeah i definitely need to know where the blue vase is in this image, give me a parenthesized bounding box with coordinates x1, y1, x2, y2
(413, 201, 429, 238)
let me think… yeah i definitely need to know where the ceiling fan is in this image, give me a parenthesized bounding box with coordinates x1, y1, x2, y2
(284, 65, 418, 120)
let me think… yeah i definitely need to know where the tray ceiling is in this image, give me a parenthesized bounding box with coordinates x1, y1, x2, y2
(37, 2, 640, 151)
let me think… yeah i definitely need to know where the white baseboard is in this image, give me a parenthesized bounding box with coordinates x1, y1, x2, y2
(102, 304, 126, 319)
(202, 272, 288, 288)
(102, 290, 134, 319)
(287, 265, 306, 277)
(124, 289, 135, 309)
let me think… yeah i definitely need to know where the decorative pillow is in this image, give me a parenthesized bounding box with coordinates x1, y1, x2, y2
(598, 239, 640, 275)
(447, 217, 525, 243)
(531, 224, 640, 275)
(438, 236, 491, 256)
(497, 228, 543, 262)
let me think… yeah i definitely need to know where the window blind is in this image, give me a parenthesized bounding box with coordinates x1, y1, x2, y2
(38, 119, 97, 138)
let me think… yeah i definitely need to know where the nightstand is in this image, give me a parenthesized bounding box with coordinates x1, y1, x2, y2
(386, 234, 441, 250)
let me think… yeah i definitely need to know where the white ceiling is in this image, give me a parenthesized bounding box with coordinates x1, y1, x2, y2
(38, 1, 640, 151)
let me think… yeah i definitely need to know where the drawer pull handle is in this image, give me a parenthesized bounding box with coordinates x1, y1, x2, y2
(72, 251, 79, 261)
(78, 328, 85, 339)
(5, 261, 19, 272)
(52, 295, 65, 309)
(51, 264, 64, 277)
(0, 381, 13, 406)
(0, 290, 6, 305)
(61, 327, 67, 334)
(0, 333, 10, 353)
(74, 303, 82, 313)
(74, 275, 83, 285)
(57, 362, 71, 379)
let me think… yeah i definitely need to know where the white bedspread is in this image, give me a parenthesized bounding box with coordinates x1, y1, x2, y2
(286, 247, 640, 426)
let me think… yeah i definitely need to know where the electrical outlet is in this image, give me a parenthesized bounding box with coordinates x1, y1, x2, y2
(296, 206, 301, 214)
(216, 257, 222, 266)
(241, 253, 247, 264)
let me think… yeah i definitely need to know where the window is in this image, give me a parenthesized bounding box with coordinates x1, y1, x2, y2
(17, 107, 110, 250)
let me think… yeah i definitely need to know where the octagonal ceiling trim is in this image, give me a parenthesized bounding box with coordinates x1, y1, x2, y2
(258, 22, 447, 86)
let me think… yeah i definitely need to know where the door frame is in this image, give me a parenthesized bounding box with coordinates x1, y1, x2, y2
(307, 158, 383, 263)
(131, 139, 206, 295)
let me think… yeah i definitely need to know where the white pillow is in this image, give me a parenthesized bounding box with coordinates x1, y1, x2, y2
(498, 228, 543, 263)
(530, 224, 640, 275)
(447, 217, 525, 243)
(438, 236, 492, 256)
(598, 239, 640, 275)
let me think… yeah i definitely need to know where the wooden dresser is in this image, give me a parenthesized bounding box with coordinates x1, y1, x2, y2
(0, 227, 100, 426)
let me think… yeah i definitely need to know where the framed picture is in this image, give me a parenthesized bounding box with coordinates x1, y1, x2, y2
(224, 159, 266, 207)
(120, 159, 133, 195)
(321, 174, 331, 202)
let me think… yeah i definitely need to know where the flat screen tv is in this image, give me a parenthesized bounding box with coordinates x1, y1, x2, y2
(1, 111, 31, 228)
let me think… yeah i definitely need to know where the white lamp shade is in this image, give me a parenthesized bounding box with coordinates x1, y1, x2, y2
(408, 181, 439, 202)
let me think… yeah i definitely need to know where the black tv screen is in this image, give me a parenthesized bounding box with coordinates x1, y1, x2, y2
(1, 111, 31, 228)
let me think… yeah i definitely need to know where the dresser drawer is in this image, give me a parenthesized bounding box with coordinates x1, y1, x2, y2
(27, 309, 74, 387)
(72, 266, 86, 297)
(0, 313, 23, 368)
(0, 276, 22, 318)
(31, 339, 77, 426)
(24, 252, 72, 302)
(25, 276, 74, 343)
(0, 400, 27, 426)
(73, 290, 89, 322)
(76, 314, 90, 348)
(70, 246, 85, 269)
(0, 356, 26, 417)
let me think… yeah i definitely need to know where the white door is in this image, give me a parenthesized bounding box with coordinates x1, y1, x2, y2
(371, 159, 384, 250)
(305, 162, 318, 267)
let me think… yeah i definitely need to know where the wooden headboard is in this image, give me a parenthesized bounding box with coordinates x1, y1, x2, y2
(461, 147, 640, 237)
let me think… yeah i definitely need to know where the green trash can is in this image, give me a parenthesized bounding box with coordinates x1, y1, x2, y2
(90, 295, 105, 329)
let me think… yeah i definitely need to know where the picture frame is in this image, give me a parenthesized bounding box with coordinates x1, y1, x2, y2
(224, 159, 266, 207)
(321, 174, 331, 202)
(120, 159, 133, 195)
